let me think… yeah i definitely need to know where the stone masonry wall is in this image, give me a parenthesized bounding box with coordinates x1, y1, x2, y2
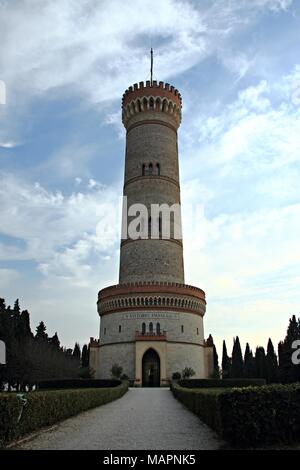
(99, 309, 204, 345)
(119, 239, 184, 283)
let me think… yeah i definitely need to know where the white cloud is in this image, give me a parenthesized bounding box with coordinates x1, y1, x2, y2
(218, 51, 254, 82)
(0, 0, 206, 104)
(0, 172, 121, 271)
(249, 0, 293, 11)
(0, 141, 18, 149)
(0, 0, 294, 107)
(88, 178, 101, 189)
(185, 67, 300, 179)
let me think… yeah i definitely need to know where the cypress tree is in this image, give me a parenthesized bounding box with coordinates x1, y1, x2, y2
(0, 298, 6, 312)
(206, 335, 220, 378)
(13, 299, 20, 316)
(222, 340, 231, 378)
(49, 332, 60, 349)
(19, 310, 31, 337)
(266, 338, 279, 383)
(231, 336, 244, 378)
(244, 343, 255, 378)
(255, 346, 267, 379)
(82, 344, 89, 368)
(0, 296, 86, 389)
(73, 342, 81, 361)
(212, 344, 220, 378)
(35, 321, 48, 341)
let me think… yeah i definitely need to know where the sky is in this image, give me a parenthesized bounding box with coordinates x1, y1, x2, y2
(0, 0, 300, 359)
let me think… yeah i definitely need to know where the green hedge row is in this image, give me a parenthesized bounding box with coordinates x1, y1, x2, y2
(37, 379, 121, 389)
(171, 381, 300, 447)
(0, 380, 128, 447)
(178, 378, 266, 388)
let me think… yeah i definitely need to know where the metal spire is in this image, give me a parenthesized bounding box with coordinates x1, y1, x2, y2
(150, 47, 153, 85)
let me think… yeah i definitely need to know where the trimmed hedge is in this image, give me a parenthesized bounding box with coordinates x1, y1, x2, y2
(171, 381, 300, 447)
(178, 378, 266, 388)
(171, 383, 224, 436)
(0, 380, 128, 446)
(37, 379, 121, 389)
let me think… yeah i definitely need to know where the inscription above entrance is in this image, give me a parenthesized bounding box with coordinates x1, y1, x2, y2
(123, 312, 179, 320)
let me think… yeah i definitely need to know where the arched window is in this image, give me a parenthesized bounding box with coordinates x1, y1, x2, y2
(149, 322, 153, 334)
(142, 163, 146, 176)
(149, 162, 153, 175)
(156, 163, 160, 175)
(159, 215, 162, 238)
(142, 322, 146, 335)
(119, 325, 122, 333)
(104, 328, 107, 335)
(181, 325, 184, 333)
(197, 328, 199, 335)
(149, 97, 154, 109)
(148, 216, 151, 238)
(156, 323, 161, 335)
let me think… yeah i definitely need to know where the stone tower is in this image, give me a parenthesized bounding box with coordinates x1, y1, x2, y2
(93, 80, 213, 385)
(119, 80, 184, 285)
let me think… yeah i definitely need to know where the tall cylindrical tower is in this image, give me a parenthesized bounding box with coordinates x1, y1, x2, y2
(96, 80, 213, 385)
(120, 80, 184, 284)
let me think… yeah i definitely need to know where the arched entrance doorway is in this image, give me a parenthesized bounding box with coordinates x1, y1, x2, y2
(142, 348, 160, 387)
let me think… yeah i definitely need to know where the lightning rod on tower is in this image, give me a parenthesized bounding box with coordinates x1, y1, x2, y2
(150, 47, 153, 85)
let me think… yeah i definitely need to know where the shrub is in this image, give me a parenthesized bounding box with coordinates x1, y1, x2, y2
(219, 383, 300, 446)
(111, 364, 123, 379)
(37, 379, 121, 389)
(172, 372, 181, 380)
(172, 383, 222, 432)
(171, 381, 300, 447)
(179, 378, 266, 388)
(0, 381, 128, 446)
(182, 367, 195, 379)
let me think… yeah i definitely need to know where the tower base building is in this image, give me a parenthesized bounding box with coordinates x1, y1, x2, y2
(90, 80, 213, 385)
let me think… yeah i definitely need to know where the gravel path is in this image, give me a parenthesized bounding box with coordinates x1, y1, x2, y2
(15, 388, 222, 450)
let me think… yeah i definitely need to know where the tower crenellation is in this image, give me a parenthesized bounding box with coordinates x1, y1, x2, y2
(122, 80, 182, 128)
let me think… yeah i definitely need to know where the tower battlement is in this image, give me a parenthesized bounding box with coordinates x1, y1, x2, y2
(122, 80, 182, 128)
